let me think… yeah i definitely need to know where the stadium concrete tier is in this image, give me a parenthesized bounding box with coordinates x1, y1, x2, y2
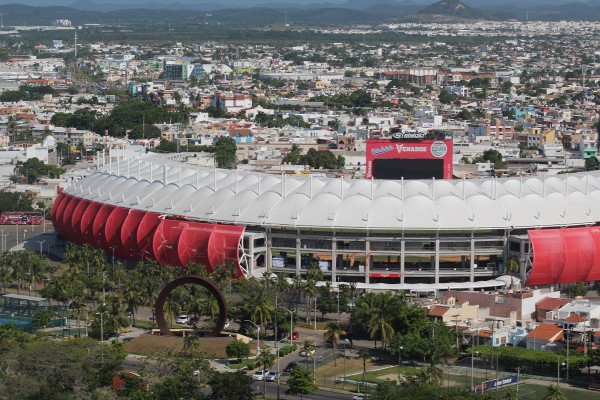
(51, 158, 600, 292)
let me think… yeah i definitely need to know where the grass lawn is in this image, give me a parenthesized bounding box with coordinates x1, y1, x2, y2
(229, 360, 256, 370)
(346, 365, 420, 384)
(494, 382, 600, 400)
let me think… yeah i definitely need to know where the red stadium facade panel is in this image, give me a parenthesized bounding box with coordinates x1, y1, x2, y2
(81, 201, 101, 245)
(178, 223, 214, 270)
(71, 198, 91, 243)
(153, 219, 186, 266)
(121, 210, 146, 260)
(104, 207, 130, 258)
(208, 224, 245, 277)
(52, 194, 249, 278)
(366, 138, 453, 179)
(527, 227, 600, 286)
(93, 204, 115, 250)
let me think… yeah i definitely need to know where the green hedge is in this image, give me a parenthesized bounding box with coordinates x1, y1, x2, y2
(278, 344, 298, 357)
(471, 345, 588, 374)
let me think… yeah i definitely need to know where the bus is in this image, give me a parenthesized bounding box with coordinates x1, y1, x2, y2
(0, 211, 43, 225)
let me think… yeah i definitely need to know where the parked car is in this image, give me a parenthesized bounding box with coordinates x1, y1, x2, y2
(176, 314, 189, 324)
(299, 348, 315, 357)
(283, 362, 297, 373)
(288, 331, 300, 340)
(252, 369, 269, 381)
(265, 371, 280, 382)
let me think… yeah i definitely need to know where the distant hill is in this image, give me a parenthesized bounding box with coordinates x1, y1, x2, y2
(400, 0, 511, 21)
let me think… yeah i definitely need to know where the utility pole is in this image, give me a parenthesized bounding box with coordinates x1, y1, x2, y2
(74, 30, 77, 60)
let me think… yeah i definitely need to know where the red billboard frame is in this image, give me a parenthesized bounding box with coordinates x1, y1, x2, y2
(366, 138, 453, 179)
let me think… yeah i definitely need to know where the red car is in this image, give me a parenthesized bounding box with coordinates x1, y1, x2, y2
(289, 331, 299, 340)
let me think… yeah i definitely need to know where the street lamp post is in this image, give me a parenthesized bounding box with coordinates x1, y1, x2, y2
(336, 277, 340, 323)
(275, 297, 280, 400)
(37, 240, 46, 255)
(96, 307, 108, 364)
(557, 358, 565, 384)
(342, 341, 347, 389)
(280, 305, 294, 347)
(109, 246, 117, 271)
(0, 229, 6, 252)
(516, 366, 521, 398)
(398, 345, 403, 382)
(470, 350, 480, 391)
(245, 320, 261, 356)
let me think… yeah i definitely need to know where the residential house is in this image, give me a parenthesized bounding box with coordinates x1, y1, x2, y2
(525, 322, 564, 350)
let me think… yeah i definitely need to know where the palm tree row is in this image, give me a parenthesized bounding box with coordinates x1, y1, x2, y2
(0, 250, 54, 295)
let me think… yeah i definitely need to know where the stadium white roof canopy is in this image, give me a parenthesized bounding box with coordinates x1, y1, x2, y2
(63, 158, 600, 232)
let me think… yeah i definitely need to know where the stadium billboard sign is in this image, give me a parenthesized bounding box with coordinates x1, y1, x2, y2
(366, 138, 453, 179)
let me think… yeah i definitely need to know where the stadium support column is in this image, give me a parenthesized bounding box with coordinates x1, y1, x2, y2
(295, 233, 301, 275)
(434, 238, 440, 285)
(266, 227, 272, 272)
(470, 234, 475, 290)
(400, 239, 405, 284)
(365, 238, 370, 284)
(331, 232, 337, 284)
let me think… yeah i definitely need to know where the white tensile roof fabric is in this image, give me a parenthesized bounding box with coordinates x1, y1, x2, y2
(64, 158, 600, 231)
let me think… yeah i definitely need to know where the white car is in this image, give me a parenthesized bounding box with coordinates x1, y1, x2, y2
(299, 348, 315, 357)
(176, 315, 189, 324)
(252, 369, 269, 381)
(265, 371, 280, 382)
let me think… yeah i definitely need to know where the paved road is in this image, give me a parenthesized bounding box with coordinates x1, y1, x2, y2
(0, 222, 55, 253)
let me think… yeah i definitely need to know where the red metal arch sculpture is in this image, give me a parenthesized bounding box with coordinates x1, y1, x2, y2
(154, 276, 227, 337)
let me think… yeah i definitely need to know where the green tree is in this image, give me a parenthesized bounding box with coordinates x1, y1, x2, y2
(225, 339, 250, 360)
(564, 282, 588, 298)
(438, 89, 454, 104)
(323, 322, 346, 366)
(208, 371, 253, 400)
(585, 156, 599, 171)
(283, 144, 302, 165)
(214, 136, 237, 169)
(286, 366, 318, 400)
(350, 89, 372, 107)
(0, 192, 33, 212)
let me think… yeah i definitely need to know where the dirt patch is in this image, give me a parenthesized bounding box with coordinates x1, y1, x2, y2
(124, 333, 235, 358)
(378, 373, 401, 381)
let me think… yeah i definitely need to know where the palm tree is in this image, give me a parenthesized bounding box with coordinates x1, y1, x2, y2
(0, 264, 11, 294)
(246, 289, 275, 327)
(323, 322, 346, 366)
(543, 384, 566, 400)
(183, 333, 200, 354)
(359, 350, 371, 392)
(255, 352, 276, 399)
(122, 283, 142, 326)
(368, 310, 395, 350)
(301, 340, 315, 369)
(507, 257, 520, 287)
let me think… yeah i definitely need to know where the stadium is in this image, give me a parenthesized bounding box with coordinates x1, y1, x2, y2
(51, 156, 600, 294)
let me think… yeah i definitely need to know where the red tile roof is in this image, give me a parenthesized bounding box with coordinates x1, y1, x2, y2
(428, 306, 450, 317)
(536, 297, 570, 311)
(564, 313, 587, 323)
(526, 323, 564, 342)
